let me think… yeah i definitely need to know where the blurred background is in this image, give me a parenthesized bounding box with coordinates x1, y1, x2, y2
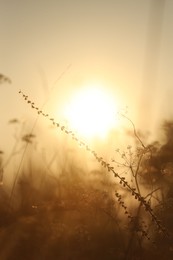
(1, 2, 173, 258)
(0, 0, 173, 166)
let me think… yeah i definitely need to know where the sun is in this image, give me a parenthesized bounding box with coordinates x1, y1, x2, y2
(64, 83, 119, 139)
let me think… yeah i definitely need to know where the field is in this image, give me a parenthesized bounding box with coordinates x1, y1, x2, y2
(0, 74, 173, 259)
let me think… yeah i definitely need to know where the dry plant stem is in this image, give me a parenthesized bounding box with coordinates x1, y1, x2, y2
(2, 123, 26, 170)
(9, 67, 71, 209)
(144, 187, 161, 200)
(8, 123, 37, 210)
(123, 117, 157, 203)
(121, 114, 146, 149)
(18, 90, 167, 236)
(129, 152, 143, 196)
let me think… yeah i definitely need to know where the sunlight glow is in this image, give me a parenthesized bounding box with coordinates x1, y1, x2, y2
(64, 83, 119, 138)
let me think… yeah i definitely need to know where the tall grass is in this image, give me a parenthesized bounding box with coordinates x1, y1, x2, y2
(0, 74, 173, 259)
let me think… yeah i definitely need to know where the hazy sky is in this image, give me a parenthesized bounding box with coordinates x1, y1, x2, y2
(1, 0, 173, 152)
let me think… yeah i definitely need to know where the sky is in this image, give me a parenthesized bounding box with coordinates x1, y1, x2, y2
(1, 0, 173, 155)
